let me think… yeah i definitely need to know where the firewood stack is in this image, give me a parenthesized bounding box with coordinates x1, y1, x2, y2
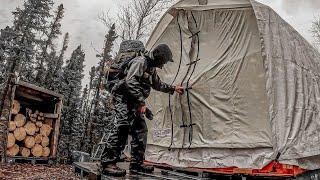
(6, 100, 53, 158)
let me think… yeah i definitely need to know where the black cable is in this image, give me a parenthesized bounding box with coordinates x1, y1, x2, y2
(168, 13, 183, 150)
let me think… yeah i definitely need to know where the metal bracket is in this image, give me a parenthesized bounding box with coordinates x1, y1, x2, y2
(186, 59, 200, 66)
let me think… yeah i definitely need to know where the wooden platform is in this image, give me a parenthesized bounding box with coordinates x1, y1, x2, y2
(72, 162, 211, 180)
(7, 156, 56, 165)
(73, 161, 320, 179)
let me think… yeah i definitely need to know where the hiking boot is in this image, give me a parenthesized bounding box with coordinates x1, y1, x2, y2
(102, 164, 126, 177)
(129, 163, 154, 173)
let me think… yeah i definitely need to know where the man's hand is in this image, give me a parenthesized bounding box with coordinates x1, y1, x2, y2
(137, 105, 147, 113)
(175, 85, 185, 95)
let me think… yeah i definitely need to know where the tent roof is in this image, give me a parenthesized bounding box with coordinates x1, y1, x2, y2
(146, 0, 253, 50)
(173, 0, 251, 10)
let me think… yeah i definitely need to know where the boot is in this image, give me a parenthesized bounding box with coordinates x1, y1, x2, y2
(129, 163, 154, 173)
(102, 164, 126, 177)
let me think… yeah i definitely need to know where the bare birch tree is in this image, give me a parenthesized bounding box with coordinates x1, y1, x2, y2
(100, 0, 173, 42)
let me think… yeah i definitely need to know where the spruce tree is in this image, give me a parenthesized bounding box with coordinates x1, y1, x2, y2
(11, 0, 54, 82)
(84, 24, 117, 152)
(45, 33, 69, 92)
(59, 45, 85, 161)
(35, 4, 64, 85)
(81, 66, 96, 152)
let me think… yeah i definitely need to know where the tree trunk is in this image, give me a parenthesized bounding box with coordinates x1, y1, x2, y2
(11, 100, 20, 115)
(24, 122, 36, 136)
(40, 124, 52, 136)
(36, 121, 43, 127)
(13, 127, 26, 141)
(34, 134, 43, 144)
(14, 114, 26, 127)
(7, 133, 15, 148)
(6, 144, 19, 156)
(8, 121, 16, 132)
(20, 147, 31, 157)
(41, 136, 49, 147)
(31, 144, 43, 157)
(42, 147, 50, 157)
(24, 136, 35, 148)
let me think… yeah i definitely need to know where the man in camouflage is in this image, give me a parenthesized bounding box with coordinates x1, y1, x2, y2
(102, 42, 184, 177)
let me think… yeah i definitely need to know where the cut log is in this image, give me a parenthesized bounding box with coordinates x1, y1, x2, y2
(26, 108, 32, 117)
(35, 126, 40, 132)
(14, 114, 26, 127)
(20, 147, 31, 157)
(43, 113, 59, 119)
(11, 100, 21, 115)
(31, 114, 37, 118)
(34, 134, 43, 144)
(7, 133, 15, 148)
(41, 136, 50, 147)
(31, 144, 43, 157)
(39, 112, 44, 117)
(44, 119, 53, 127)
(7, 144, 19, 156)
(42, 147, 50, 157)
(36, 121, 43, 127)
(14, 127, 26, 141)
(40, 124, 52, 136)
(35, 110, 39, 115)
(24, 136, 35, 148)
(30, 117, 37, 122)
(8, 121, 16, 132)
(24, 122, 37, 135)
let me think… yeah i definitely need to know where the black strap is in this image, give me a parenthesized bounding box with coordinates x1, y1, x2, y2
(168, 13, 183, 150)
(186, 11, 200, 149)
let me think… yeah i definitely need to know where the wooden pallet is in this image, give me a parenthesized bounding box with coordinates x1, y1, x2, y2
(73, 162, 209, 180)
(7, 156, 56, 165)
(73, 162, 101, 180)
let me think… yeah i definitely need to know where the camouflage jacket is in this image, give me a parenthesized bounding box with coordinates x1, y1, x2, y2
(121, 56, 175, 105)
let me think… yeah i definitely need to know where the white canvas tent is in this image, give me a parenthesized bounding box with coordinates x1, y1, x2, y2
(145, 0, 320, 170)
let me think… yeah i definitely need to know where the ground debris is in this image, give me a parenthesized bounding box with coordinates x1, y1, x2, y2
(0, 163, 80, 180)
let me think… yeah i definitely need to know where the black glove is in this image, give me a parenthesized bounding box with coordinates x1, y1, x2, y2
(145, 108, 153, 121)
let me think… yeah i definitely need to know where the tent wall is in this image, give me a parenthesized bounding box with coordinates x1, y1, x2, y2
(146, 7, 273, 169)
(250, 1, 320, 169)
(145, 0, 320, 170)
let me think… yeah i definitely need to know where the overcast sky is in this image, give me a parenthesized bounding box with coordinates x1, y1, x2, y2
(1, 0, 320, 86)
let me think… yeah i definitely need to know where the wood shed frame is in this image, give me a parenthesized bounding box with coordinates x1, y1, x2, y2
(5, 80, 63, 161)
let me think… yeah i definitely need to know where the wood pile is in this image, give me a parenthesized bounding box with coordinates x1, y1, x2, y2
(6, 100, 54, 158)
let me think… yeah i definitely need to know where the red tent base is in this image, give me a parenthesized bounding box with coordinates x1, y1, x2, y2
(145, 160, 306, 178)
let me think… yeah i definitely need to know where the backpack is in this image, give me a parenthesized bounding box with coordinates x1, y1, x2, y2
(105, 40, 145, 91)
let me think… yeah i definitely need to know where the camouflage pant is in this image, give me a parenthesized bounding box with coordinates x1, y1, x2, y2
(101, 93, 148, 166)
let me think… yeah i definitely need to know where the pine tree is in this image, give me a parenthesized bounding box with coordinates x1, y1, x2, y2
(11, 0, 54, 82)
(58, 45, 85, 161)
(0, 27, 14, 89)
(81, 66, 96, 152)
(80, 85, 89, 112)
(35, 4, 64, 85)
(83, 24, 117, 152)
(45, 33, 69, 92)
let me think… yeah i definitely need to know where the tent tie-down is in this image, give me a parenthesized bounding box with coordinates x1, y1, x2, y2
(168, 11, 201, 150)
